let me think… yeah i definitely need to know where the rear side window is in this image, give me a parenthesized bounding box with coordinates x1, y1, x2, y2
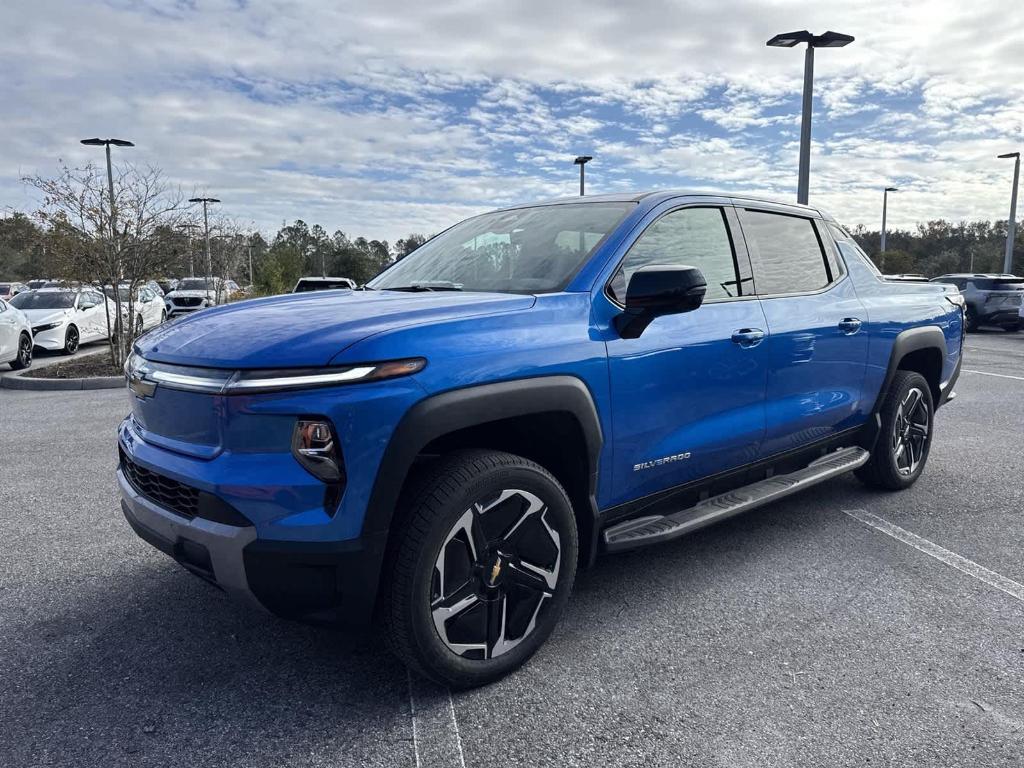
(972, 278, 1024, 291)
(609, 207, 740, 302)
(740, 210, 831, 295)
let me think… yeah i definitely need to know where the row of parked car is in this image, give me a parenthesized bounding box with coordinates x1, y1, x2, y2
(0, 276, 245, 370)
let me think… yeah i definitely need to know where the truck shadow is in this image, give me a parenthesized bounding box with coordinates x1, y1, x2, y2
(2, 565, 411, 767)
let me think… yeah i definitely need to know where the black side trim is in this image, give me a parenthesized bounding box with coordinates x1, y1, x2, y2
(871, 326, 948, 415)
(598, 426, 864, 530)
(364, 376, 604, 570)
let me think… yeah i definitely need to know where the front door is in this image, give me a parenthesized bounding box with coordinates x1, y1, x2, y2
(604, 205, 770, 508)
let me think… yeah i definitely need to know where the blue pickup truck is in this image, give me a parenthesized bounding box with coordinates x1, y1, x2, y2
(119, 191, 964, 687)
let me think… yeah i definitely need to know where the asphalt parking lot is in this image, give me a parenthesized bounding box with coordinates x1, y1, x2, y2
(2, 333, 1023, 768)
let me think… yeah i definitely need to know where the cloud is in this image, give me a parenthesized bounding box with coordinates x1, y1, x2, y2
(1, 0, 1022, 242)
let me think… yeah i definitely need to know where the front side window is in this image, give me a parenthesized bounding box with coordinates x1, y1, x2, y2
(608, 207, 739, 302)
(742, 210, 830, 294)
(369, 202, 634, 294)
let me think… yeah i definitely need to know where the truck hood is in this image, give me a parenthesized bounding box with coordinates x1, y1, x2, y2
(137, 289, 535, 368)
(166, 290, 216, 299)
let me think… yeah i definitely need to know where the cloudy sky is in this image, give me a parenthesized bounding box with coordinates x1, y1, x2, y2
(3, 0, 1023, 242)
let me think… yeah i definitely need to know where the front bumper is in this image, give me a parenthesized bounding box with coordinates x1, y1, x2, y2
(118, 456, 388, 625)
(980, 308, 1021, 325)
(31, 325, 68, 350)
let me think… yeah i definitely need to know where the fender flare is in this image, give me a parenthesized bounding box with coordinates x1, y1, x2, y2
(871, 325, 948, 416)
(361, 375, 604, 541)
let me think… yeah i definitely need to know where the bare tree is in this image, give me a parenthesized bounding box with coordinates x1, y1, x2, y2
(24, 161, 189, 365)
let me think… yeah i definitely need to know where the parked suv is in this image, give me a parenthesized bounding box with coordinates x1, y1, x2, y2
(930, 273, 1023, 331)
(118, 192, 963, 687)
(163, 277, 237, 318)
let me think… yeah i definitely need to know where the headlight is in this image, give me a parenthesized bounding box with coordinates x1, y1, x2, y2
(227, 358, 426, 393)
(125, 356, 426, 395)
(31, 322, 62, 333)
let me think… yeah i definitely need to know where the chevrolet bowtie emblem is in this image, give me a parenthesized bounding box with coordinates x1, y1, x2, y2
(489, 557, 502, 585)
(128, 372, 156, 399)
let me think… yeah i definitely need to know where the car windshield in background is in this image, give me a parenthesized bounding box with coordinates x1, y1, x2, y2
(368, 202, 635, 294)
(10, 291, 75, 310)
(975, 278, 1024, 290)
(178, 278, 215, 291)
(103, 287, 133, 301)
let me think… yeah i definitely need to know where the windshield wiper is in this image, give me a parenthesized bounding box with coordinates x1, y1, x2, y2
(382, 282, 463, 292)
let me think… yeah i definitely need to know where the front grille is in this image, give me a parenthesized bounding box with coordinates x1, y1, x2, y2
(119, 448, 199, 519)
(174, 297, 203, 307)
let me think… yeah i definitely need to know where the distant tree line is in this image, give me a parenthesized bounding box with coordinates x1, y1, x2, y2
(849, 219, 1022, 276)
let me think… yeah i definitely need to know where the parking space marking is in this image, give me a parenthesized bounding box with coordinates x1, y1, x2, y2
(962, 368, 1024, 381)
(844, 509, 1024, 603)
(407, 670, 467, 768)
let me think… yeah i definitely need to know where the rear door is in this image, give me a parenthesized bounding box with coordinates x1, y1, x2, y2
(604, 203, 770, 507)
(736, 206, 870, 456)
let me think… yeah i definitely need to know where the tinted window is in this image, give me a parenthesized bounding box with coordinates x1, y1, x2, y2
(742, 211, 829, 294)
(179, 278, 216, 290)
(972, 278, 1024, 291)
(609, 207, 739, 302)
(369, 202, 634, 294)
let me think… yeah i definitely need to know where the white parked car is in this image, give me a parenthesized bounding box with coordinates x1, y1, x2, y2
(164, 277, 237, 318)
(9, 288, 111, 355)
(103, 285, 166, 335)
(0, 297, 33, 370)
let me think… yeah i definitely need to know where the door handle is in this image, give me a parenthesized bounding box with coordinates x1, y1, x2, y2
(731, 328, 765, 348)
(838, 317, 862, 334)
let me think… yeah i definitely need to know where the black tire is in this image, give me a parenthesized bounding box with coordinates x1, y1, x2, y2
(855, 370, 934, 491)
(380, 449, 578, 689)
(964, 307, 979, 332)
(10, 332, 32, 370)
(1003, 324, 1020, 333)
(62, 325, 79, 355)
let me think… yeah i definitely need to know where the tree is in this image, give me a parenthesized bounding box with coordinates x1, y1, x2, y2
(23, 161, 189, 365)
(394, 234, 427, 261)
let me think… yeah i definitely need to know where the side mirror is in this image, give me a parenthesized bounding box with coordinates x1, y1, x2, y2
(79, 301, 96, 311)
(615, 265, 707, 339)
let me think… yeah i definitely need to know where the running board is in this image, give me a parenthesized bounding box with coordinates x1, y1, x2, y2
(602, 446, 870, 553)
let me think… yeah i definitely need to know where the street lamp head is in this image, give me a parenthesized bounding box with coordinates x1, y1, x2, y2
(573, 155, 593, 166)
(188, 197, 221, 204)
(885, 186, 898, 192)
(814, 31, 855, 47)
(998, 152, 1020, 159)
(80, 137, 134, 147)
(767, 30, 853, 48)
(766, 30, 812, 47)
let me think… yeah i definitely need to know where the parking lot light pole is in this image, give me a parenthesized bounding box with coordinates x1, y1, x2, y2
(999, 152, 1020, 274)
(188, 197, 220, 282)
(80, 138, 134, 279)
(767, 31, 854, 205)
(574, 155, 593, 196)
(881, 187, 898, 253)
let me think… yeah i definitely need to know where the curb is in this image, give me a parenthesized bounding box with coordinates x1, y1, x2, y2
(0, 356, 124, 391)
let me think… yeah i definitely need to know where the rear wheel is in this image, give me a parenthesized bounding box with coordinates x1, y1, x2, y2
(10, 332, 32, 370)
(381, 450, 578, 688)
(1003, 323, 1020, 333)
(62, 325, 79, 355)
(964, 307, 979, 332)
(856, 370, 934, 490)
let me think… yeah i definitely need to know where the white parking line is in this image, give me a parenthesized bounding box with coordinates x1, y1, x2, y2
(962, 368, 1024, 381)
(407, 671, 467, 768)
(844, 509, 1024, 603)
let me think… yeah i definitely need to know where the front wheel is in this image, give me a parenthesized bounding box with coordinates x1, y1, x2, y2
(381, 450, 578, 689)
(964, 307, 979, 332)
(10, 332, 32, 370)
(62, 325, 79, 355)
(856, 370, 934, 490)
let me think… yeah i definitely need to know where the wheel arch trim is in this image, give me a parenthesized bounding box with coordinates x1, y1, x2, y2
(872, 326, 947, 416)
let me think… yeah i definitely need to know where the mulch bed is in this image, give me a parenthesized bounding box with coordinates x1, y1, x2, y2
(23, 353, 122, 379)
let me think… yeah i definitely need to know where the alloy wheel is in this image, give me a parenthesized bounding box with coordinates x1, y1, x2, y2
(18, 335, 32, 367)
(65, 326, 79, 354)
(430, 489, 562, 660)
(891, 386, 929, 476)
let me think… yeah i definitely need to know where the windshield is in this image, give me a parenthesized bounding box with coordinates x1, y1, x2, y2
(10, 291, 75, 310)
(178, 278, 216, 291)
(103, 287, 134, 301)
(0, 284, 10, 293)
(368, 202, 634, 294)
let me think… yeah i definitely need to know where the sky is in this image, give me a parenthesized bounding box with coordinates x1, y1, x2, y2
(2, 0, 1023, 243)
